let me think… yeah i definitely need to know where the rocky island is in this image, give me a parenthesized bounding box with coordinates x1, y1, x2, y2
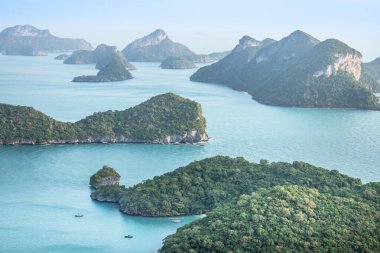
(0, 25, 92, 54)
(160, 56, 196, 69)
(89, 156, 380, 252)
(72, 57, 133, 82)
(0, 93, 208, 145)
(191, 30, 380, 110)
(54, 54, 70, 60)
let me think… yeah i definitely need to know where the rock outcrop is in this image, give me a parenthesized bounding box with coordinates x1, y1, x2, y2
(313, 53, 362, 81)
(54, 54, 69, 60)
(90, 166, 121, 189)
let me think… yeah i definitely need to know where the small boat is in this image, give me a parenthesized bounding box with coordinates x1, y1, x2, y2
(170, 219, 182, 223)
(74, 213, 84, 218)
(124, 235, 133, 239)
(173, 142, 180, 145)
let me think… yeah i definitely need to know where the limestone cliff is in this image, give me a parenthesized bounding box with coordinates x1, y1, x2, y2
(314, 53, 362, 81)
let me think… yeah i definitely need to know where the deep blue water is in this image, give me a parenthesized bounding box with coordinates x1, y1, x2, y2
(0, 54, 379, 252)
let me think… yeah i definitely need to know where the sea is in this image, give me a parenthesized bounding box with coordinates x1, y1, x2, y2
(0, 54, 379, 253)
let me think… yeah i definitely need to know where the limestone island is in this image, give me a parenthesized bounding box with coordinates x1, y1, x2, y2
(0, 93, 208, 145)
(89, 156, 380, 252)
(191, 30, 380, 110)
(72, 57, 133, 82)
(160, 56, 196, 69)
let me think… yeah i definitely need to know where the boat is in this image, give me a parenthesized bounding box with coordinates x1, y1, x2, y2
(170, 219, 182, 223)
(74, 213, 84, 218)
(124, 235, 133, 238)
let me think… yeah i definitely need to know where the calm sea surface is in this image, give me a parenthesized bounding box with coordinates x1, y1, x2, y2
(0, 54, 379, 252)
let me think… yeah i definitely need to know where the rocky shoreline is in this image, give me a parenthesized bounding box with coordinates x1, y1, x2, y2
(2, 131, 209, 145)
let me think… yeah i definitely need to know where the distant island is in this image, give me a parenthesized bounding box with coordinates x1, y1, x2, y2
(0, 25, 92, 55)
(72, 57, 133, 82)
(122, 29, 227, 63)
(0, 93, 208, 145)
(160, 56, 196, 69)
(64, 44, 135, 70)
(90, 156, 380, 252)
(191, 30, 380, 110)
(5, 46, 47, 56)
(54, 54, 70, 60)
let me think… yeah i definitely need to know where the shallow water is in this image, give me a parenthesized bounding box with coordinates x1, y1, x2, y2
(0, 54, 379, 252)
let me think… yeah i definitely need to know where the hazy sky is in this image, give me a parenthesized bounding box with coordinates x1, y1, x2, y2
(1, 0, 379, 61)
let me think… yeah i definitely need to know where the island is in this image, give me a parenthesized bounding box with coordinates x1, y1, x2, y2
(0, 93, 208, 145)
(72, 57, 133, 82)
(89, 156, 380, 252)
(64, 44, 135, 70)
(0, 25, 92, 54)
(121, 29, 231, 63)
(160, 56, 196, 69)
(54, 54, 69, 60)
(160, 185, 380, 253)
(90, 166, 121, 188)
(191, 30, 380, 110)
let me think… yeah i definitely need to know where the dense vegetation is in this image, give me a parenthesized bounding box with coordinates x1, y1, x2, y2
(160, 185, 380, 253)
(89, 165, 120, 188)
(191, 30, 380, 110)
(72, 57, 133, 82)
(0, 93, 207, 144)
(93, 156, 367, 216)
(160, 56, 196, 69)
(90, 156, 380, 252)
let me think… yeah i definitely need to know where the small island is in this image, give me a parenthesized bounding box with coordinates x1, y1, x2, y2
(0, 93, 208, 145)
(160, 56, 196, 69)
(54, 54, 69, 60)
(72, 57, 133, 82)
(90, 166, 120, 188)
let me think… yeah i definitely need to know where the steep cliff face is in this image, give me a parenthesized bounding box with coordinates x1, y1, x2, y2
(314, 53, 362, 81)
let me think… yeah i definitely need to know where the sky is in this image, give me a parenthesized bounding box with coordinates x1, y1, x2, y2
(1, 0, 379, 61)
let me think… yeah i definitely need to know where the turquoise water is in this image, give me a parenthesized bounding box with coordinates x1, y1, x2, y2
(0, 54, 380, 252)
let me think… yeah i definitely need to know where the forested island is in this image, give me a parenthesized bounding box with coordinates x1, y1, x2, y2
(90, 156, 380, 252)
(72, 57, 133, 82)
(0, 93, 208, 145)
(191, 31, 380, 110)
